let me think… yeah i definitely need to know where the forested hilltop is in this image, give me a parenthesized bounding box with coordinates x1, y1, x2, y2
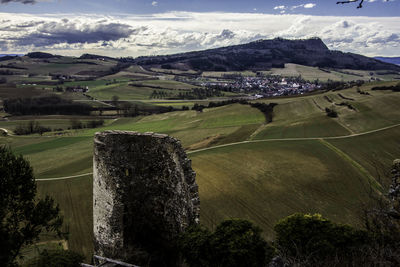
(129, 38, 400, 71)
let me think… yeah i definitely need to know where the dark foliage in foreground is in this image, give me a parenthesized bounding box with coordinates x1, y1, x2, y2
(179, 219, 274, 267)
(0, 147, 63, 266)
(24, 249, 84, 267)
(274, 213, 369, 266)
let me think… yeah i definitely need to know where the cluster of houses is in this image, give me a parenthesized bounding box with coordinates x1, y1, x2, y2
(202, 76, 322, 98)
(64, 85, 89, 93)
(52, 85, 89, 93)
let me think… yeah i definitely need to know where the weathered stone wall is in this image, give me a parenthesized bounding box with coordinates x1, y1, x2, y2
(93, 131, 200, 266)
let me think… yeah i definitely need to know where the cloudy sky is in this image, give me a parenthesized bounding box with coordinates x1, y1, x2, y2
(0, 0, 399, 57)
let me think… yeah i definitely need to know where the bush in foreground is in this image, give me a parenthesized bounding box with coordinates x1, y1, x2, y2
(24, 249, 84, 267)
(274, 213, 369, 266)
(0, 146, 63, 266)
(179, 219, 274, 267)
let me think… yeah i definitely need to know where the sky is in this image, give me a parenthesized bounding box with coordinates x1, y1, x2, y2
(0, 0, 399, 57)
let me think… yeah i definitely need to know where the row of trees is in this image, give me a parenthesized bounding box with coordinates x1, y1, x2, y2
(149, 88, 224, 100)
(14, 121, 51, 135)
(192, 99, 277, 123)
(69, 119, 105, 130)
(371, 82, 400, 92)
(322, 80, 365, 91)
(3, 95, 92, 116)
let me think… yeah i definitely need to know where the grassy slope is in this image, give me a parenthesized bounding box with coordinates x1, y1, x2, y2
(328, 126, 400, 186)
(190, 140, 371, 239)
(3, 104, 263, 179)
(253, 81, 400, 138)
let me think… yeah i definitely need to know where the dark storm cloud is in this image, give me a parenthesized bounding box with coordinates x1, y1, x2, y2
(1, 0, 37, 4)
(15, 21, 135, 46)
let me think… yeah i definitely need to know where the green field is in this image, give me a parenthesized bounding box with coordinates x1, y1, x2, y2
(190, 140, 372, 239)
(1, 81, 400, 262)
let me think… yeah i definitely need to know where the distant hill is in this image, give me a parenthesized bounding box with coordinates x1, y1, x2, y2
(131, 38, 400, 72)
(0, 54, 23, 57)
(0, 54, 23, 62)
(79, 53, 116, 61)
(26, 52, 61, 59)
(374, 57, 400, 66)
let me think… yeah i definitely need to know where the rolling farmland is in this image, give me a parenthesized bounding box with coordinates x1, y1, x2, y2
(1, 79, 400, 261)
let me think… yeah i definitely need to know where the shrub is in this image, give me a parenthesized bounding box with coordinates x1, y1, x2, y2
(180, 219, 274, 267)
(325, 107, 338, 118)
(24, 249, 84, 267)
(179, 225, 213, 267)
(274, 213, 369, 265)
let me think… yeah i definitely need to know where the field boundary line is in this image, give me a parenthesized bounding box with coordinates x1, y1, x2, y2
(188, 123, 400, 154)
(335, 119, 355, 135)
(318, 139, 383, 192)
(36, 172, 93, 181)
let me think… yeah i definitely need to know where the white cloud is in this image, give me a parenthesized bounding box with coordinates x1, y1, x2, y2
(274, 5, 286, 10)
(303, 3, 316, 9)
(151, 1, 158, 7)
(0, 12, 399, 57)
(290, 3, 316, 11)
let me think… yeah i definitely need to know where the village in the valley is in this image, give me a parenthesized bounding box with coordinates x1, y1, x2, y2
(200, 75, 322, 98)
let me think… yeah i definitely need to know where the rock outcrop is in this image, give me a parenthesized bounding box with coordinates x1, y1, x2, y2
(93, 131, 200, 266)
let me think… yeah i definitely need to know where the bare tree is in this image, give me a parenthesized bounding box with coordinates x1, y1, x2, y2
(337, 0, 365, 9)
(337, 0, 388, 9)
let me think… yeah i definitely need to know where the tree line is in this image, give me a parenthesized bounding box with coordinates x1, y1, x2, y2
(192, 99, 277, 123)
(371, 82, 400, 92)
(3, 95, 92, 116)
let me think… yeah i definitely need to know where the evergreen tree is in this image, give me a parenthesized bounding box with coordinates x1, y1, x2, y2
(0, 147, 63, 266)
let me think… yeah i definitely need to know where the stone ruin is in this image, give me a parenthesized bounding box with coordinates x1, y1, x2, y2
(93, 131, 200, 266)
